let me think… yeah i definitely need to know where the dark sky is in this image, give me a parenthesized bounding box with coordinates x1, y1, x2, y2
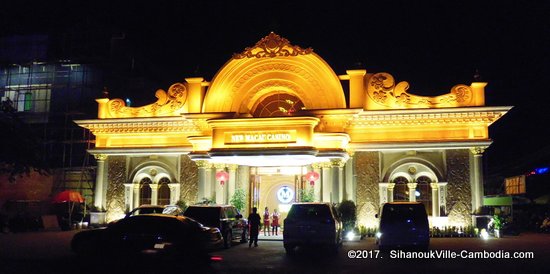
(2, 0, 549, 177)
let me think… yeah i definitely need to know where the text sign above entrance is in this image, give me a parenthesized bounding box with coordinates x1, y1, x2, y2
(225, 130, 297, 144)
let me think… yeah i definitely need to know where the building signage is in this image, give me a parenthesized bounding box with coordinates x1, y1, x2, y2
(225, 130, 297, 144)
(277, 186, 294, 203)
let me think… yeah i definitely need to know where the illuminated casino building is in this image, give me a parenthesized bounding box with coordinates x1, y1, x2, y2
(75, 33, 510, 228)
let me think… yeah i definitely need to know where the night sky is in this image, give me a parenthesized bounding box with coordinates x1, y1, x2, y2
(2, 0, 549, 179)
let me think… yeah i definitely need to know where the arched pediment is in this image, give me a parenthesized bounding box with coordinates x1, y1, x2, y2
(203, 33, 346, 114)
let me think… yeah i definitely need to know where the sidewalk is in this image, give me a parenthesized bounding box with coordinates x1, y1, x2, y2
(258, 233, 283, 241)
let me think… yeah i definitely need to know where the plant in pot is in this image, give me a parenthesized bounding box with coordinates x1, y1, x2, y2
(89, 205, 106, 227)
(338, 200, 357, 240)
(492, 215, 503, 238)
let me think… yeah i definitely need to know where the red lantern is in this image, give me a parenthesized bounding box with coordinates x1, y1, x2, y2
(216, 170, 229, 186)
(305, 171, 320, 186)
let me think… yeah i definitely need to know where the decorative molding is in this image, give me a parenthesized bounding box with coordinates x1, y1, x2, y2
(233, 32, 313, 59)
(94, 154, 108, 161)
(470, 147, 486, 155)
(330, 158, 346, 168)
(106, 83, 188, 118)
(194, 160, 211, 169)
(366, 72, 474, 109)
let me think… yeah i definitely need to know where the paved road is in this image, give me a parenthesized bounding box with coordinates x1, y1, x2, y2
(1, 230, 549, 274)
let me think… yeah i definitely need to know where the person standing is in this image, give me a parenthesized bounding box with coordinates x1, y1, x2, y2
(248, 207, 261, 247)
(263, 207, 271, 236)
(271, 208, 280, 236)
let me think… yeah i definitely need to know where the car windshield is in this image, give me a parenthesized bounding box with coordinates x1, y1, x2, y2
(184, 207, 220, 227)
(288, 204, 331, 220)
(381, 204, 427, 225)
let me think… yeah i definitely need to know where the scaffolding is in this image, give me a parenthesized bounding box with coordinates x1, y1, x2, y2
(0, 60, 102, 205)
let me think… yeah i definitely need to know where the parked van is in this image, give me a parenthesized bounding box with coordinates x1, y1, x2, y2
(376, 202, 429, 250)
(283, 203, 343, 255)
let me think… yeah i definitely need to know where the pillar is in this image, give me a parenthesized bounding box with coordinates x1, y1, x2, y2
(93, 154, 108, 209)
(214, 164, 226, 204)
(168, 183, 180, 205)
(387, 183, 395, 203)
(470, 147, 485, 213)
(470, 82, 487, 106)
(379, 183, 389, 206)
(227, 164, 238, 202)
(133, 184, 140, 209)
(195, 160, 210, 202)
(407, 183, 417, 202)
(124, 184, 134, 212)
(150, 184, 159, 205)
(321, 162, 332, 202)
(344, 152, 355, 201)
(312, 163, 322, 202)
(331, 159, 346, 203)
(186, 77, 205, 113)
(347, 69, 367, 108)
(431, 182, 440, 217)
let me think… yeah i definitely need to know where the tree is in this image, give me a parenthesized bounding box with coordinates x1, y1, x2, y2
(0, 105, 50, 182)
(230, 188, 246, 213)
(338, 200, 357, 233)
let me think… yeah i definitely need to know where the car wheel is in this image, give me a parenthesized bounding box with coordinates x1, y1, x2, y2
(284, 244, 295, 255)
(224, 230, 232, 248)
(240, 228, 248, 243)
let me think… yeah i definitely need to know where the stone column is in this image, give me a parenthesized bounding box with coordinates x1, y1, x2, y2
(214, 164, 226, 204)
(133, 184, 140, 209)
(321, 162, 332, 202)
(379, 183, 390, 206)
(168, 183, 181, 205)
(195, 160, 210, 202)
(93, 154, 108, 209)
(387, 183, 395, 202)
(407, 182, 417, 202)
(344, 152, 355, 201)
(470, 147, 485, 213)
(150, 184, 159, 205)
(431, 182, 440, 217)
(227, 164, 238, 203)
(123, 184, 134, 211)
(312, 163, 322, 202)
(330, 159, 345, 203)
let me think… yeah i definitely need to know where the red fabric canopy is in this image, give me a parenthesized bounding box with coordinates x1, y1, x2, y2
(52, 190, 84, 203)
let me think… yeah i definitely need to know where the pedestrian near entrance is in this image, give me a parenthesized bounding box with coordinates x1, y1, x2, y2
(271, 208, 280, 236)
(248, 207, 261, 247)
(263, 207, 270, 236)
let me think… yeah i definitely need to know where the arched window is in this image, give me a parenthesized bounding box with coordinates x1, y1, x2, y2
(416, 176, 432, 215)
(139, 177, 152, 205)
(158, 177, 171, 205)
(392, 176, 409, 201)
(252, 93, 305, 117)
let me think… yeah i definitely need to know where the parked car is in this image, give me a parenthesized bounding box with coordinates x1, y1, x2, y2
(71, 214, 223, 259)
(125, 204, 183, 218)
(375, 202, 430, 251)
(283, 202, 343, 255)
(183, 205, 248, 248)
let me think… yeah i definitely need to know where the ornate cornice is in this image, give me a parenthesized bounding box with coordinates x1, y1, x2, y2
(233, 32, 313, 59)
(349, 108, 508, 128)
(106, 83, 188, 118)
(77, 118, 207, 135)
(366, 73, 475, 109)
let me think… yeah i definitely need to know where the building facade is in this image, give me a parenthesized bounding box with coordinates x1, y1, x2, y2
(76, 33, 510, 228)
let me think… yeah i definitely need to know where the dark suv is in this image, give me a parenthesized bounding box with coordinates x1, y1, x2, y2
(183, 205, 248, 248)
(283, 202, 343, 255)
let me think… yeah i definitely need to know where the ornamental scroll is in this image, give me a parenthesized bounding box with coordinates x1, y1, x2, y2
(365, 72, 474, 110)
(233, 32, 313, 59)
(106, 83, 188, 118)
